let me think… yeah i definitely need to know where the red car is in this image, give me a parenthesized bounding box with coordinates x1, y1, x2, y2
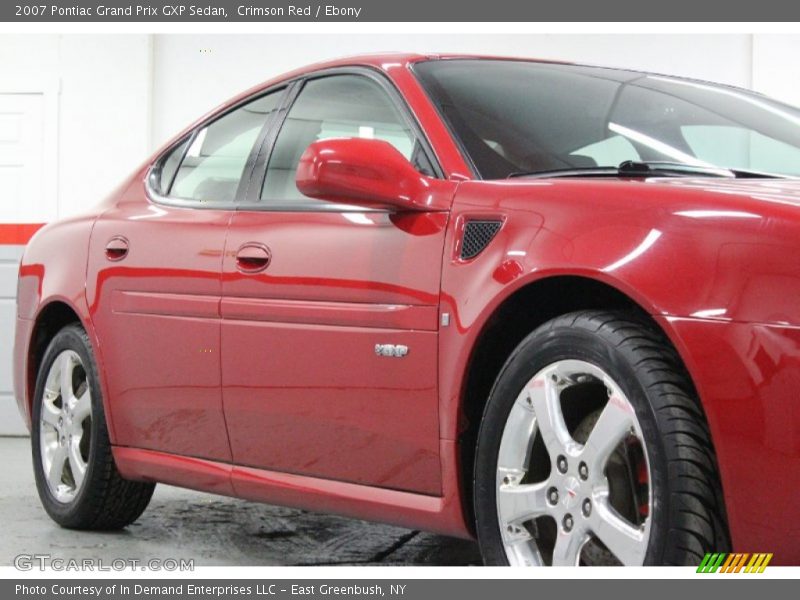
(13, 53, 800, 566)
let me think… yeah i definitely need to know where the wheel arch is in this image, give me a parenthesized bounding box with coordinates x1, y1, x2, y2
(25, 298, 113, 440)
(27, 300, 84, 412)
(455, 274, 719, 533)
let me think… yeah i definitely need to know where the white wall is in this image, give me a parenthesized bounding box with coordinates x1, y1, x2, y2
(0, 34, 152, 222)
(752, 35, 800, 107)
(0, 246, 24, 435)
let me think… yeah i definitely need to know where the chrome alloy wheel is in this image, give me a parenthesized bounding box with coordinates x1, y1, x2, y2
(496, 359, 652, 566)
(39, 350, 92, 503)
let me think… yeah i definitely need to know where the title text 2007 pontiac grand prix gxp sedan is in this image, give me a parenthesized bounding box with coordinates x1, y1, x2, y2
(13, 54, 800, 566)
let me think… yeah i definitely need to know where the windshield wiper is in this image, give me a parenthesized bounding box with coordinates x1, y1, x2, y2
(508, 160, 787, 179)
(507, 166, 621, 179)
(619, 160, 786, 179)
(618, 160, 734, 177)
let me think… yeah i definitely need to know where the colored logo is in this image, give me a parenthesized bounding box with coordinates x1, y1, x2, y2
(697, 553, 773, 573)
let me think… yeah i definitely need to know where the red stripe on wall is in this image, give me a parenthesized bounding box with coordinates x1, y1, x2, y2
(0, 223, 45, 245)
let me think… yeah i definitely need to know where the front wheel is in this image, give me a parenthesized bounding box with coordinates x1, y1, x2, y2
(31, 323, 155, 529)
(474, 311, 729, 566)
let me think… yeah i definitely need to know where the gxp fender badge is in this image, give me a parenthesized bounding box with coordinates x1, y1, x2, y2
(374, 344, 409, 358)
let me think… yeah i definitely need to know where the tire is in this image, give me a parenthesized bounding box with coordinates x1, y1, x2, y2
(31, 323, 155, 529)
(474, 310, 729, 566)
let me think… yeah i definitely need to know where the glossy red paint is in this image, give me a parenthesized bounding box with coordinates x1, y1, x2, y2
(85, 187, 233, 462)
(12, 316, 35, 428)
(436, 177, 800, 562)
(658, 317, 800, 562)
(114, 446, 236, 497)
(296, 137, 453, 211)
(113, 438, 466, 536)
(219, 206, 452, 495)
(12, 54, 800, 562)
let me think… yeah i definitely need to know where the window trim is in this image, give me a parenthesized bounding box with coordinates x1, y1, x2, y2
(410, 60, 481, 180)
(147, 134, 193, 202)
(146, 67, 444, 213)
(238, 66, 445, 213)
(145, 84, 292, 210)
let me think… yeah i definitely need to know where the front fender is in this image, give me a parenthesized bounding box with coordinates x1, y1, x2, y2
(14, 214, 100, 432)
(437, 178, 800, 558)
(439, 179, 800, 437)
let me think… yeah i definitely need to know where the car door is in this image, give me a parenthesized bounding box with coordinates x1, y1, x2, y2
(86, 88, 287, 461)
(221, 72, 453, 494)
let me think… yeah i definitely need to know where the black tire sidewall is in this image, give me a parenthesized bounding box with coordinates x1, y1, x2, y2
(31, 324, 106, 526)
(474, 321, 669, 566)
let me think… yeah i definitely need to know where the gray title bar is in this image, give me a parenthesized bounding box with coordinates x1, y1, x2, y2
(3, 0, 800, 22)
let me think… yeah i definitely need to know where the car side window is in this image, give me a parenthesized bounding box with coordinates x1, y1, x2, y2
(161, 90, 284, 205)
(260, 75, 433, 208)
(156, 138, 189, 194)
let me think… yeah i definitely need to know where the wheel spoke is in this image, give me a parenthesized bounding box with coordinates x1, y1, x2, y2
(48, 445, 67, 489)
(591, 499, 648, 565)
(583, 394, 635, 474)
(39, 350, 94, 502)
(497, 481, 550, 526)
(68, 439, 87, 489)
(503, 534, 544, 566)
(551, 529, 589, 566)
(528, 372, 573, 457)
(72, 389, 92, 423)
(58, 353, 75, 403)
(41, 400, 61, 429)
(497, 398, 536, 471)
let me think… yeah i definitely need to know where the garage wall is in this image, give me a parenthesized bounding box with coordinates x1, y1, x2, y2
(752, 35, 800, 108)
(0, 247, 24, 434)
(1, 33, 799, 435)
(0, 35, 153, 222)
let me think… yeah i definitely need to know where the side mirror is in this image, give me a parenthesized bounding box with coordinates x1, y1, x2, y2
(295, 137, 449, 211)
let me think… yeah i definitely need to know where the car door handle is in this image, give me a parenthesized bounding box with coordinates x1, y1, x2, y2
(105, 236, 129, 261)
(235, 243, 271, 273)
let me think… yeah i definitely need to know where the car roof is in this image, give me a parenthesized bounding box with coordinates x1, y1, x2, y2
(233, 53, 576, 101)
(160, 52, 761, 161)
(247, 52, 756, 98)
(284, 52, 573, 73)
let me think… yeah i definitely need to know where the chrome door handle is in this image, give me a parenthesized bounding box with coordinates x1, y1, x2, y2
(105, 236, 129, 261)
(235, 243, 271, 273)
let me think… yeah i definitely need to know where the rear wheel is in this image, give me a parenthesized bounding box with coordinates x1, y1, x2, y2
(31, 324, 155, 529)
(474, 311, 729, 566)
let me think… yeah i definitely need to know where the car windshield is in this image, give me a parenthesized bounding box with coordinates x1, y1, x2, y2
(414, 59, 800, 179)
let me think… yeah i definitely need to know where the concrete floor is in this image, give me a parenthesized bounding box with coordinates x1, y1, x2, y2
(0, 437, 481, 566)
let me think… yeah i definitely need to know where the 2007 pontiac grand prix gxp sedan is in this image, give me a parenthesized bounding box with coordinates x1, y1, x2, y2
(13, 54, 800, 566)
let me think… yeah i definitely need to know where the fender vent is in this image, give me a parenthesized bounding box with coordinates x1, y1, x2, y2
(460, 220, 502, 260)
